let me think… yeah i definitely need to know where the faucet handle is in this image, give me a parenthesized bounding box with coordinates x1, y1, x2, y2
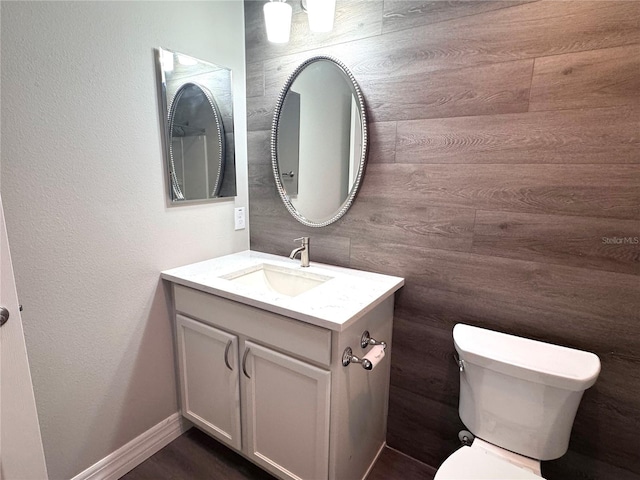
(294, 237, 309, 245)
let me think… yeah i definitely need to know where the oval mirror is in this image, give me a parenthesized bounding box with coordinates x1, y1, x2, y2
(168, 82, 225, 200)
(272, 56, 368, 227)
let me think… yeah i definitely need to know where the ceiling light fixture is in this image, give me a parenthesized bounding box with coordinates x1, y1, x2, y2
(177, 54, 198, 66)
(263, 0, 292, 44)
(305, 0, 336, 33)
(161, 50, 174, 72)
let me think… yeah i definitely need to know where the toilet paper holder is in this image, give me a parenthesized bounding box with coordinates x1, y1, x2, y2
(360, 330, 386, 350)
(342, 331, 387, 370)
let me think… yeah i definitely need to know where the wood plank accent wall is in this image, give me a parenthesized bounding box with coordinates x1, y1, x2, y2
(244, 1, 640, 478)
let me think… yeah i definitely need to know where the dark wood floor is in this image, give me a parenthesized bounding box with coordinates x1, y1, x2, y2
(121, 427, 436, 480)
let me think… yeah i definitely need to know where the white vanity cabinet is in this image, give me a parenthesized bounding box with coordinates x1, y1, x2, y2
(243, 341, 331, 480)
(173, 284, 334, 480)
(163, 251, 404, 480)
(175, 314, 241, 450)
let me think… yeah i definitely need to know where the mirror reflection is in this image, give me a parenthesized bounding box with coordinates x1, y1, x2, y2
(169, 83, 225, 200)
(273, 57, 368, 227)
(157, 47, 237, 202)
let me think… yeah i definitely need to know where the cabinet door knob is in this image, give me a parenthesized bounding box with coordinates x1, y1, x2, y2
(0, 306, 9, 327)
(224, 340, 233, 371)
(242, 347, 251, 379)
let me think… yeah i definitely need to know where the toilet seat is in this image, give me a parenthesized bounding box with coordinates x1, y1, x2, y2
(434, 445, 544, 480)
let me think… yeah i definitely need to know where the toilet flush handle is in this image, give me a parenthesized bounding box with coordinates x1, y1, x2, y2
(453, 353, 464, 372)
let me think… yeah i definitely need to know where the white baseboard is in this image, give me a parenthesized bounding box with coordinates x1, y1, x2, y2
(71, 412, 190, 480)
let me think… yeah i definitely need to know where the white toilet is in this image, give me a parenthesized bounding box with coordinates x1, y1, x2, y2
(435, 323, 601, 480)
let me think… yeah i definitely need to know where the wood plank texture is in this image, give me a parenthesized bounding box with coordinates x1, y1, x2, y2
(249, 215, 352, 267)
(569, 355, 640, 473)
(472, 210, 640, 275)
(393, 282, 640, 360)
(261, 1, 640, 93)
(367, 448, 436, 480)
(120, 428, 275, 480)
(388, 288, 640, 473)
(344, 198, 475, 253)
(543, 449, 640, 480)
(247, 93, 276, 132)
(368, 121, 397, 164)
(386, 385, 463, 470)
(390, 314, 460, 407)
(530, 44, 640, 112)
(395, 106, 640, 164)
(261, 57, 537, 122)
(381, 0, 536, 34)
(349, 241, 639, 326)
(244, 0, 640, 478)
(120, 428, 432, 480)
(360, 59, 533, 122)
(247, 130, 271, 165)
(246, 62, 264, 98)
(360, 163, 640, 220)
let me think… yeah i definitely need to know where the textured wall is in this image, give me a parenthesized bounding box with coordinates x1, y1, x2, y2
(0, 2, 248, 478)
(244, 1, 640, 478)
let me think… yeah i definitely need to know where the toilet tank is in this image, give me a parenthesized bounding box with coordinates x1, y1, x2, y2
(453, 324, 600, 461)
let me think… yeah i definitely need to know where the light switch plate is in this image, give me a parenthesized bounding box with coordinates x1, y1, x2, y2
(234, 207, 246, 230)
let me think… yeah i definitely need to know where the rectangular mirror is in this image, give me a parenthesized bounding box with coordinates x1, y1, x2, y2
(156, 47, 237, 203)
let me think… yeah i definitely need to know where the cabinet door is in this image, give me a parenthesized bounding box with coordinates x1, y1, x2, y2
(243, 341, 330, 480)
(176, 314, 241, 450)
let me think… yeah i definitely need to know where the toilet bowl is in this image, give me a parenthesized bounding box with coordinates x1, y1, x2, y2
(434, 324, 600, 480)
(435, 439, 543, 480)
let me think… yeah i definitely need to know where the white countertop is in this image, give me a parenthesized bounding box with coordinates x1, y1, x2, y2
(161, 250, 404, 331)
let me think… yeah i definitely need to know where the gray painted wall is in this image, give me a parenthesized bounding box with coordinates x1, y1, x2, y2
(0, 2, 248, 478)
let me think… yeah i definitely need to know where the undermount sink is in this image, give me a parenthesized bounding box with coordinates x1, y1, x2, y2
(222, 263, 332, 297)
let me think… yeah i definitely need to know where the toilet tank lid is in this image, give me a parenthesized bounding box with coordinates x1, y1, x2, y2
(453, 324, 601, 391)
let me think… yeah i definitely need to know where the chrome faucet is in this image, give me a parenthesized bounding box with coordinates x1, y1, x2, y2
(289, 237, 310, 267)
